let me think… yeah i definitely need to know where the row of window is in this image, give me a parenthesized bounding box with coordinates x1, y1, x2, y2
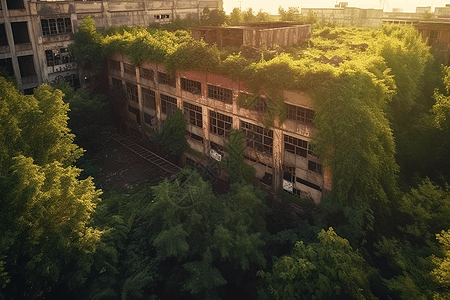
(41, 18, 72, 36)
(122, 84, 316, 162)
(109, 60, 314, 124)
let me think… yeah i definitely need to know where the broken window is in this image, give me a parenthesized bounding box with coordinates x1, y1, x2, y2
(208, 84, 233, 104)
(158, 71, 176, 87)
(161, 93, 177, 116)
(183, 101, 203, 128)
(308, 160, 322, 174)
(284, 134, 308, 158)
(239, 93, 267, 113)
(11, 22, 30, 44)
(109, 60, 121, 71)
(241, 121, 273, 155)
(142, 88, 156, 109)
(286, 104, 314, 125)
(140, 67, 154, 80)
(209, 110, 232, 138)
(126, 82, 138, 102)
(186, 131, 204, 143)
(181, 78, 201, 95)
(123, 63, 135, 76)
(41, 18, 72, 36)
(45, 48, 75, 67)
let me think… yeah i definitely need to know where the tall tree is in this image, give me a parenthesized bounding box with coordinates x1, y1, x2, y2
(0, 78, 102, 299)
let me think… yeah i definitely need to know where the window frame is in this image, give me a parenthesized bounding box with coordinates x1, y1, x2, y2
(161, 93, 178, 116)
(181, 77, 202, 95)
(208, 84, 233, 104)
(209, 110, 233, 138)
(183, 101, 203, 128)
(241, 121, 273, 155)
(142, 88, 156, 109)
(286, 104, 314, 125)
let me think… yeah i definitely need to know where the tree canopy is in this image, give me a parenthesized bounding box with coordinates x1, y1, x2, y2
(0, 78, 102, 299)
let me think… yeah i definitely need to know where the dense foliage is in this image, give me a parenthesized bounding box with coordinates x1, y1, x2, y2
(17, 16, 450, 300)
(0, 77, 102, 299)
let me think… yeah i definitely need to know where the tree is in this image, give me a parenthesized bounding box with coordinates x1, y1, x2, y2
(0, 78, 102, 299)
(258, 228, 376, 300)
(153, 108, 187, 156)
(432, 229, 450, 299)
(201, 8, 226, 26)
(223, 129, 255, 183)
(70, 16, 105, 73)
(54, 82, 112, 154)
(278, 6, 301, 22)
(228, 7, 244, 25)
(243, 8, 257, 23)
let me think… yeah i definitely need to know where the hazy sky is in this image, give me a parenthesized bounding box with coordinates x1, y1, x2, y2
(223, 0, 450, 15)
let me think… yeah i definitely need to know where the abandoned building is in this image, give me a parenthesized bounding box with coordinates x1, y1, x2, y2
(0, 0, 219, 93)
(106, 23, 332, 203)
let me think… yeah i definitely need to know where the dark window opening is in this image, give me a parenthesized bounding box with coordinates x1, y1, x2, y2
(161, 93, 177, 116)
(41, 18, 72, 36)
(183, 101, 203, 128)
(158, 71, 176, 87)
(11, 22, 30, 44)
(18, 55, 36, 78)
(109, 60, 120, 71)
(6, 0, 25, 10)
(181, 78, 201, 95)
(241, 121, 273, 155)
(128, 105, 141, 124)
(126, 82, 138, 102)
(286, 103, 314, 125)
(209, 110, 232, 138)
(144, 113, 154, 125)
(0, 24, 8, 46)
(186, 131, 204, 143)
(142, 88, 156, 109)
(308, 160, 322, 174)
(140, 67, 154, 80)
(208, 84, 233, 104)
(296, 177, 322, 191)
(123, 63, 136, 76)
(0, 58, 14, 77)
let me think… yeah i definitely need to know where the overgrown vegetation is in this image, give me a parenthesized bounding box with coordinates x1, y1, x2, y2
(4, 10, 450, 300)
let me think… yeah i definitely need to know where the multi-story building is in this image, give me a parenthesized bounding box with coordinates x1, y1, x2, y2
(0, 0, 218, 93)
(106, 23, 332, 203)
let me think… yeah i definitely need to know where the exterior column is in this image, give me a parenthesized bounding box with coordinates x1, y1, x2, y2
(272, 127, 283, 192)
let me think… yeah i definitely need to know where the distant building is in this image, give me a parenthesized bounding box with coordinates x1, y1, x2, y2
(0, 0, 218, 93)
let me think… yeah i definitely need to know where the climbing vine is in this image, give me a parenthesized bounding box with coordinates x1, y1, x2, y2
(72, 18, 432, 205)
